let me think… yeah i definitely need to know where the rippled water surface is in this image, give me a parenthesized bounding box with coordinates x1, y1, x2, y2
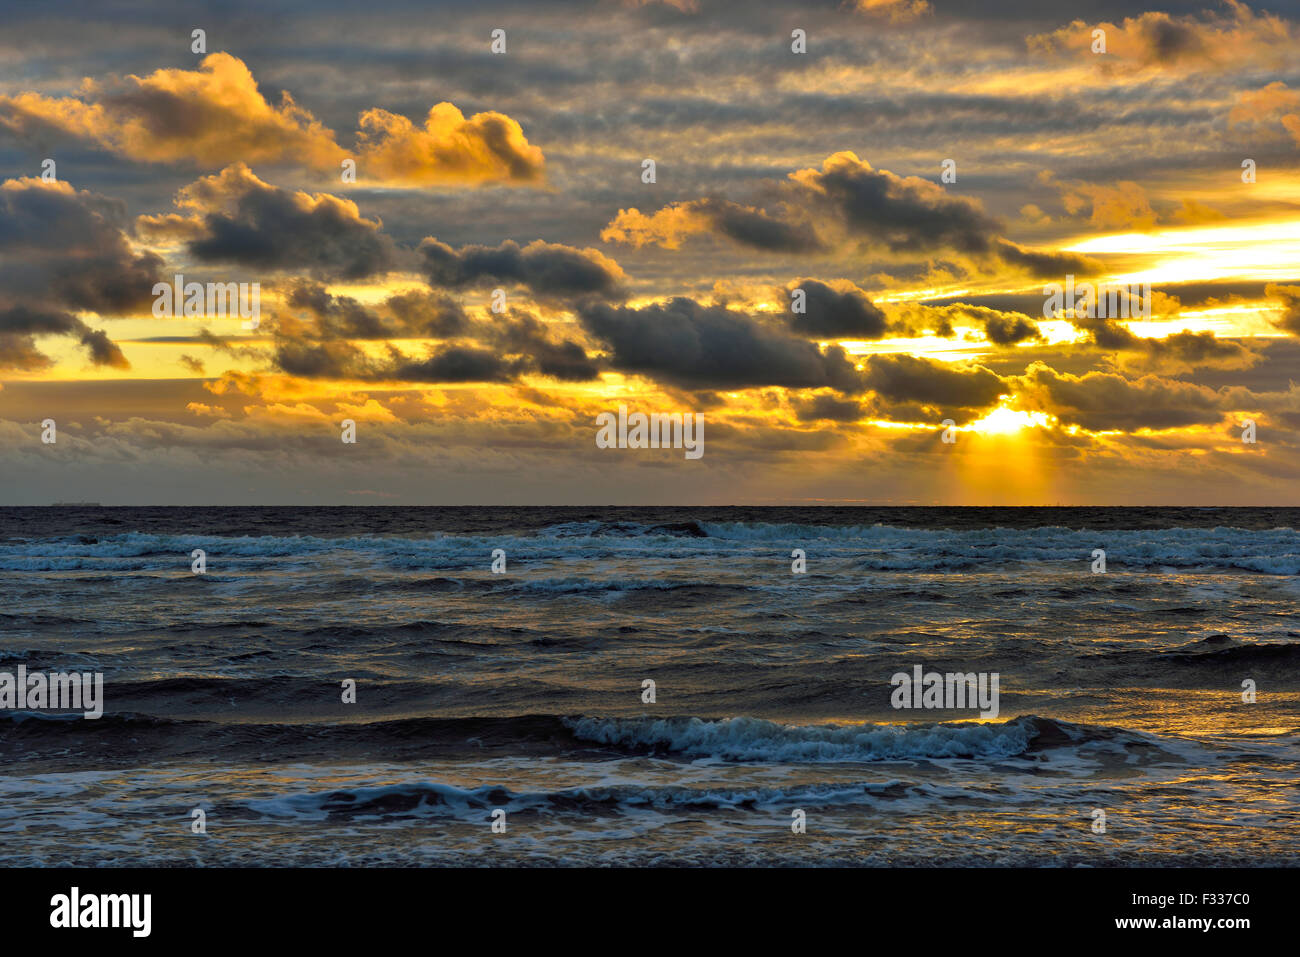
(1, 506, 1297, 865)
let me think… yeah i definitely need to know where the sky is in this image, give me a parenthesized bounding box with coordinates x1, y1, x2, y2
(1, 0, 1298, 505)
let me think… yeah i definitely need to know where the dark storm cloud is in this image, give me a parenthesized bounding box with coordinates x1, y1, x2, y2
(388, 346, 521, 383)
(794, 393, 865, 423)
(419, 238, 625, 300)
(487, 312, 601, 381)
(0, 305, 130, 370)
(0, 178, 163, 314)
(1075, 315, 1257, 372)
(0, 303, 85, 337)
(384, 289, 470, 338)
(577, 297, 866, 392)
(78, 327, 130, 367)
(270, 294, 599, 384)
(1140, 330, 1256, 370)
(993, 239, 1096, 275)
(187, 190, 396, 281)
(271, 338, 360, 379)
(276, 280, 600, 381)
(1016, 362, 1232, 430)
(284, 282, 390, 338)
(283, 281, 467, 339)
(690, 198, 823, 252)
(272, 336, 521, 383)
(271, 333, 588, 385)
(605, 152, 1101, 277)
(1080, 314, 1139, 350)
(138, 164, 396, 280)
(0, 332, 50, 370)
(0, 179, 152, 367)
(982, 311, 1042, 345)
(0, 305, 78, 370)
(900, 302, 1044, 345)
(861, 353, 1007, 410)
(786, 280, 890, 338)
(790, 151, 1000, 256)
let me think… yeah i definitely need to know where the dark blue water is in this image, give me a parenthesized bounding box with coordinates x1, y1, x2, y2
(1, 506, 1297, 865)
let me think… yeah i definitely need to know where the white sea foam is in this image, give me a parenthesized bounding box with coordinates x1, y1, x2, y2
(563, 714, 1041, 762)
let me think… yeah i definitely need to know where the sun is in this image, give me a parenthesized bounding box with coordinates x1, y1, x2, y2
(967, 402, 1054, 435)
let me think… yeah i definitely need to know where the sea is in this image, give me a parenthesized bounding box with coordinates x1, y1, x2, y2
(0, 506, 1297, 866)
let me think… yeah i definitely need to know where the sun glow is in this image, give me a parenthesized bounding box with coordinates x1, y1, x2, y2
(1064, 218, 1300, 285)
(967, 403, 1054, 435)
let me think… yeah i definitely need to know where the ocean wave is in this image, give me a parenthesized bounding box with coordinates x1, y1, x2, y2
(242, 777, 916, 821)
(1166, 640, 1300, 665)
(0, 710, 1146, 760)
(1, 524, 1296, 573)
(564, 714, 1043, 762)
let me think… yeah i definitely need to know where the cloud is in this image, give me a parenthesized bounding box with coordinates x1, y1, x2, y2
(1266, 283, 1300, 335)
(892, 302, 1040, 344)
(354, 103, 544, 186)
(785, 279, 890, 338)
(1171, 199, 1228, 225)
(861, 353, 1006, 412)
(1014, 362, 1232, 431)
(601, 198, 821, 252)
(1028, 2, 1294, 72)
(577, 296, 866, 392)
(0, 305, 130, 371)
(0, 54, 338, 168)
(0, 333, 53, 371)
(419, 237, 625, 300)
(137, 164, 396, 279)
(1231, 82, 1300, 146)
(982, 311, 1043, 346)
(1061, 180, 1158, 230)
(1128, 330, 1257, 374)
(78, 327, 129, 368)
(270, 335, 518, 383)
(1073, 308, 1258, 372)
(622, 0, 700, 13)
(786, 151, 1000, 255)
(781, 152, 1094, 275)
(0, 177, 157, 367)
(1042, 173, 1225, 231)
(602, 151, 1097, 277)
(852, 0, 931, 23)
(794, 393, 865, 423)
(384, 346, 521, 384)
(283, 281, 466, 339)
(268, 290, 599, 385)
(0, 177, 163, 315)
(487, 311, 602, 382)
(269, 332, 591, 386)
(0, 53, 544, 186)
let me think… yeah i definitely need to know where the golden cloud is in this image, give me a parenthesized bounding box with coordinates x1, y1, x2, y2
(1028, 1, 1293, 72)
(1230, 81, 1300, 146)
(0, 53, 544, 187)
